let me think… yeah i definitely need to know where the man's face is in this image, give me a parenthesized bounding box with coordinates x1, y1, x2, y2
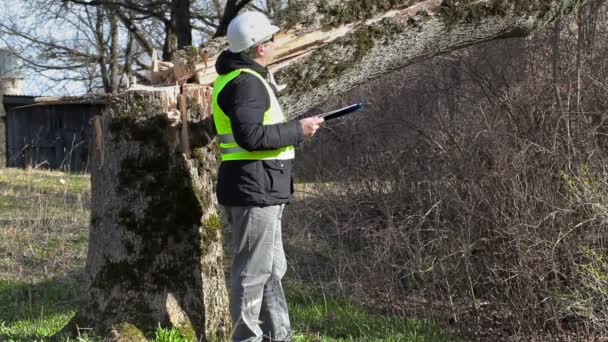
(256, 36, 276, 66)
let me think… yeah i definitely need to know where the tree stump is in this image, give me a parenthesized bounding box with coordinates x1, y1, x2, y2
(60, 85, 228, 341)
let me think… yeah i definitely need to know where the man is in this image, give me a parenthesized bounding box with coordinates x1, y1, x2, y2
(212, 11, 324, 342)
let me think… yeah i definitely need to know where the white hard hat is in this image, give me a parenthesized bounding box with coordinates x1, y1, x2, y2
(227, 11, 280, 53)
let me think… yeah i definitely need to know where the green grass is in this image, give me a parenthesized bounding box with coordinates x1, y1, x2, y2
(288, 286, 458, 342)
(0, 277, 80, 341)
(0, 168, 461, 341)
(0, 278, 458, 341)
(0, 168, 90, 281)
(0, 168, 90, 194)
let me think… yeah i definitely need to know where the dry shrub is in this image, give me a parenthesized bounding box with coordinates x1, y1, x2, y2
(286, 0, 608, 337)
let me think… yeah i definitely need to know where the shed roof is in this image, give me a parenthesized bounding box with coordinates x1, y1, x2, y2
(3, 94, 106, 110)
(1, 94, 106, 118)
(2, 94, 36, 106)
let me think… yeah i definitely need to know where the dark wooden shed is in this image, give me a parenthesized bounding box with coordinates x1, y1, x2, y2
(1, 95, 104, 172)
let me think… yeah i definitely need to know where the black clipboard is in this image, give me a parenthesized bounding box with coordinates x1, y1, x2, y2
(318, 103, 363, 121)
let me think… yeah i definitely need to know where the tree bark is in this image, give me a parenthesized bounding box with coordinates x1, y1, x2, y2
(109, 7, 120, 93)
(58, 0, 589, 340)
(172, 0, 193, 49)
(95, 6, 111, 94)
(164, 0, 194, 61)
(59, 85, 227, 340)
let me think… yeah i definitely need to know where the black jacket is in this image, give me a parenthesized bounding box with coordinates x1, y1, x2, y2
(214, 50, 303, 206)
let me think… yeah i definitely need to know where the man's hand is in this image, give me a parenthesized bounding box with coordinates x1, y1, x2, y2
(299, 116, 324, 137)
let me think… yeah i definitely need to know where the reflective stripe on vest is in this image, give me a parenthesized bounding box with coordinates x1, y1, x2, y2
(212, 68, 295, 161)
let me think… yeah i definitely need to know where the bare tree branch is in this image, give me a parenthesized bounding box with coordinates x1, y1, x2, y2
(213, 0, 254, 38)
(116, 11, 156, 56)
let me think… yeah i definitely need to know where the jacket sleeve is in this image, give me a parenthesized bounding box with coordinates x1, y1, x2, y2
(218, 73, 303, 151)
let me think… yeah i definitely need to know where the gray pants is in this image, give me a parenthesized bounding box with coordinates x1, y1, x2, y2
(224, 205, 292, 342)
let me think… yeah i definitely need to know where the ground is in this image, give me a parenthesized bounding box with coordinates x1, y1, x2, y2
(0, 168, 458, 341)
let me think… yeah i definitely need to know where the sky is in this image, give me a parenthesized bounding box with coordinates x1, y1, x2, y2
(0, 0, 146, 97)
(0, 0, 87, 96)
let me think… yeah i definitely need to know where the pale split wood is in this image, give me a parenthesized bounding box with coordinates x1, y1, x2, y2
(165, 109, 181, 126)
(199, 49, 209, 69)
(173, 52, 191, 86)
(178, 94, 191, 156)
(150, 68, 174, 84)
(194, 66, 207, 85)
(152, 49, 159, 73)
(174, 61, 187, 86)
(152, 25, 353, 86)
(202, 86, 212, 118)
(150, 49, 176, 84)
(90, 114, 104, 168)
(182, 84, 213, 119)
(165, 292, 194, 337)
(158, 60, 175, 70)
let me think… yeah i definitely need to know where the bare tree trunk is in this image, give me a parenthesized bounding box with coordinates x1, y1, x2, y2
(123, 32, 134, 87)
(59, 86, 228, 340)
(164, 0, 194, 61)
(0, 106, 5, 168)
(172, 0, 193, 49)
(57, 0, 590, 340)
(95, 7, 111, 93)
(109, 8, 120, 93)
(163, 21, 178, 62)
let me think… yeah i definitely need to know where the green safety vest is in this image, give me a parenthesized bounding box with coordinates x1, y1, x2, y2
(212, 68, 295, 161)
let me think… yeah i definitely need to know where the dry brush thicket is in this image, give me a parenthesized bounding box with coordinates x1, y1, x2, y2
(288, 0, 608, 337)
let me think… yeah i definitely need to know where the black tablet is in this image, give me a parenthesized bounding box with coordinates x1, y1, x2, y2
(318, 103, 363, 121)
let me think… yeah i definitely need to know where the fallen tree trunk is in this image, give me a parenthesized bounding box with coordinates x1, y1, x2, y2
(150, 0, 589, 117)
(59, 0, 589, 340)
(274, 0, 591, 117)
